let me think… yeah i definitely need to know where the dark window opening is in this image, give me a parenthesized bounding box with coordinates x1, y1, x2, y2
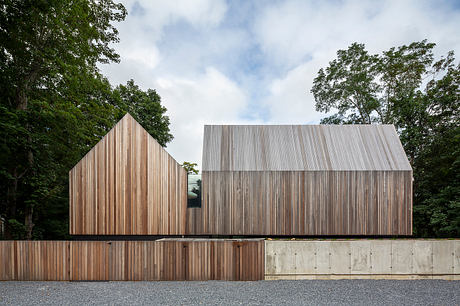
(187, 174, 201, 208)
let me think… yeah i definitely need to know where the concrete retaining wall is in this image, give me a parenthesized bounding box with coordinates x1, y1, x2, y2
(265, 240, 460, 280)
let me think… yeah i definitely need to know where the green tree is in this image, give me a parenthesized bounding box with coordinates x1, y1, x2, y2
(1, 1, 175, 239)
(311, 41, 435, 126)
(311, 41, 460, 237)
(311, 42, 380, 124)
(182, 162, 199, 174)
(410, 59, 460, 237)
(113, 80, 173, 147)
(0, 0, 126, 110)
(0, 0, 127, 239)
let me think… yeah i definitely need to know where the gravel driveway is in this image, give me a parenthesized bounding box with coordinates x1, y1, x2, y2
(0, 280, 459, 305)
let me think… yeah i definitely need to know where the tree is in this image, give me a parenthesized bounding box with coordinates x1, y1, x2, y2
(182, 162, 199, 174)
(311, 41, 435, 126)
(311, 43, 380, 124)
(0, 0, 126, 110)
(410, 59, 460, 237)
(311, 41, 460, 237)
(0, 2, 174, 239)
(113, 80, 173, 147)
(0, 0, 127, 239)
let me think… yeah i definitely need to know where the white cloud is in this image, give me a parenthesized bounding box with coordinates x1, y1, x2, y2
(254, 0, 460, 123)
(263, 62, 326, 124)
(98, 0, 460, 167)
(101, 0, 228, 81)
(123, 45, 161, 69)
(153, 67, 253, 169)
(133, 0, 227, 30)
(254, 0, 460, 65)
(118, 0, 227, 37)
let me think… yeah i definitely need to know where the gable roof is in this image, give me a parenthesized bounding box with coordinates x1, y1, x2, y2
(70, 113, 180, 172)
(69, 113, 187, 235)
(202, 125, 412, 171)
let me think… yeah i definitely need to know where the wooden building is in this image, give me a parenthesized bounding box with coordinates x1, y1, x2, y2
(187, 125, 413, 236)
(69, 113, 187, 235)
(70, 117, 412, 236)
(6, 119, 412, 283)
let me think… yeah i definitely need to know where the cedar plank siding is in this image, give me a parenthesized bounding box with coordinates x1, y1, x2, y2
(0, 240, 264, 281)
(187, 125, 413, 236)
(69, 118, 412, 236)
(187, 171, 412, 235)
(69, 114, 187, 235)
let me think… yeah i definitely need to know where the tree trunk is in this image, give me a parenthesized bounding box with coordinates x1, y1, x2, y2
(16, 88, 28, 110)
(7, 168, 18, 220)
(25, 205, 34, 240)
(13, 65, 42, 239)
(16, 84, 35, 240)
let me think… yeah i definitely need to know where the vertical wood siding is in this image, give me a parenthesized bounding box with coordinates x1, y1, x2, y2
(0, 240, 264, 281)
(0, 241, 70, 280)
(69, 121, 412, 237)
(188, 170, 412, 236)
(195, 125, 413, 236)
(203, 125, 412, 171)
(69, 114, 187, 235)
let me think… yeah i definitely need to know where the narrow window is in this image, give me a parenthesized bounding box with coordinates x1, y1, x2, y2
(187, 174, 202, 208)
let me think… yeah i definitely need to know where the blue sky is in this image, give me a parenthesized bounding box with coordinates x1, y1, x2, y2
(100, 0, 460, 168)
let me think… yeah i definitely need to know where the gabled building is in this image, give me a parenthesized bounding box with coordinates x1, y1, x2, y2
(187, 124, 412, 236)
(69, 113, 187, 235)
(70, 116, 412, 236)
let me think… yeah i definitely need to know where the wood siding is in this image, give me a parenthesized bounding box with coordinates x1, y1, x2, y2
(69, 114, 187, 235)
(69, 121, 412, 237)
(188, 171, 412, 236)
(0, 240, 264, 281)
(203, 125, 412, 171)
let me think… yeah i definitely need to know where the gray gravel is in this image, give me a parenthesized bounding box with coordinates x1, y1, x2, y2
(0, 280, 459, 305)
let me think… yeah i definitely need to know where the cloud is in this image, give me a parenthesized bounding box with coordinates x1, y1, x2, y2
(254, 0, 460, 123)
(98, 0, 460, 168)
(253, 0, 460, 65)
(100, 0, 228, 83)
(153, 67, 253, 168)
(263, 62, 326, 124)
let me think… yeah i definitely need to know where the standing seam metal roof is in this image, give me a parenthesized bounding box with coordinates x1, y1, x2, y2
(202, 125, 412, 171)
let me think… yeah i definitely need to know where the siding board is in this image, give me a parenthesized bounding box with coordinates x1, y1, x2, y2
(69, 114, 187, 235)
(202, 125, 412, 171)
(188, 170, 412, 236)
(0, 240, 264, 281)
(195, 125, 413, 236)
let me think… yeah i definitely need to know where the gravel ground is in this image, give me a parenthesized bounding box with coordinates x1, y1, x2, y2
(0, 280, 459, 305)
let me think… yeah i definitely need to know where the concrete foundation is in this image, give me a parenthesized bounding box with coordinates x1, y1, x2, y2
(265, 239, 460, 280)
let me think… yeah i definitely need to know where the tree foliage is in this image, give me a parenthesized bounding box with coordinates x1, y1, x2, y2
(182, 162, 199, 174)
(114, 80, 173, 147)
(311, 41, 460, 237)
(0, 0, 173, 239)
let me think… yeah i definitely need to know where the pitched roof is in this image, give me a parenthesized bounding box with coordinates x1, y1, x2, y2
(202, 125, 412, 171)
(70, 113, 180, 172)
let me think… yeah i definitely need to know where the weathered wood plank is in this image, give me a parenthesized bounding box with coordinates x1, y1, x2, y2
(188, 170, 412, 236)
(0, 240, 264, 281)
(69, 114, 187, 235)
(202, 125, 412, 171)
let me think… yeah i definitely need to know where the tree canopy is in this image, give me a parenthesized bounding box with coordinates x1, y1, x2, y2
(114, 80, 173, 147)
(182, 162, 199, 175)
(311, 41, 460, 237)
(0, 0, 173, 239)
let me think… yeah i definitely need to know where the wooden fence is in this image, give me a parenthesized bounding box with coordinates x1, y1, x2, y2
(0, 239, 264, 281)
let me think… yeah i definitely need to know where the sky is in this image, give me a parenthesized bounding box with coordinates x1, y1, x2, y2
(99, 0, 460, 169)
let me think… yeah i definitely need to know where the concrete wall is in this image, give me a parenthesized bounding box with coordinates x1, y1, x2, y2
(265, 240, 460, 280)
